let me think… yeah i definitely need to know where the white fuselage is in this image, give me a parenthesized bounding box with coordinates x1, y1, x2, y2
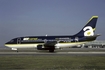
(5, 42, 87, 50)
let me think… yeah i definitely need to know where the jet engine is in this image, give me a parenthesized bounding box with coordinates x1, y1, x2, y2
(37, 44, 55, 52)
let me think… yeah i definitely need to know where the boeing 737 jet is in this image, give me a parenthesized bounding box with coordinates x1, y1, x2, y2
(5, 16, 99, 52)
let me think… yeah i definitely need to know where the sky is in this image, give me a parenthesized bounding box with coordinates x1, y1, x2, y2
(0, 0, 105, 47)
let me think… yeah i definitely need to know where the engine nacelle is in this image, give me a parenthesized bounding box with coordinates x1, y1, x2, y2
(37, 45, 49, 50)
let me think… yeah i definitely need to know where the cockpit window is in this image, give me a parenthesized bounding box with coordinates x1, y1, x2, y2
(10, 40, 14, 42)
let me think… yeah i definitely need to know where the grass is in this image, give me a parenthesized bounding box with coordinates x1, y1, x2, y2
(0, 55, 105, 70)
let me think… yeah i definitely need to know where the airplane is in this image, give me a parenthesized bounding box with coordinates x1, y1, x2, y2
(5, 16, 100, 52)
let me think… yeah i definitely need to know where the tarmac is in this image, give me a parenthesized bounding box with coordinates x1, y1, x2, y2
(0, 48, 105, 56)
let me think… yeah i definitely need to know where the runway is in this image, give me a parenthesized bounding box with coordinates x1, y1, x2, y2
(0, 48, 105, 56)
(0, 51, 105, 56)
(0, 48, 105, 70)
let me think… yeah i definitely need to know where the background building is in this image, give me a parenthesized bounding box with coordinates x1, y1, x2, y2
(83, 40, 105, 48)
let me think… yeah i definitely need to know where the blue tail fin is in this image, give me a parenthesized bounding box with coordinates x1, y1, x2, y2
(75, 16, 98, 37)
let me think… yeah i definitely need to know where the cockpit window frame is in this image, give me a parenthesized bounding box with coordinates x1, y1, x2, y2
(9, 39, 14, 42)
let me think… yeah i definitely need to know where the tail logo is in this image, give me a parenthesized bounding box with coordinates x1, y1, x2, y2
(83, 26, 94, 36)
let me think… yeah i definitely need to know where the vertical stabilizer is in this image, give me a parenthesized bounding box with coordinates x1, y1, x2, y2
(75, 16, 98, 37)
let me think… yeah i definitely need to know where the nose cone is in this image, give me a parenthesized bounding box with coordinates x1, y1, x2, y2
(5, 41, 10, 47)
(5, 39, 15, 48)
(5, 41, 10, 44)
(5, 42, 8, 44)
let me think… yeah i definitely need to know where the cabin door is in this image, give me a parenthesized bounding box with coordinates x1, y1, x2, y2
(17, 38, 21, 44)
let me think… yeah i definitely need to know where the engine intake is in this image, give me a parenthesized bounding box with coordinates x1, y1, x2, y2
(37, 45, 49, 50)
